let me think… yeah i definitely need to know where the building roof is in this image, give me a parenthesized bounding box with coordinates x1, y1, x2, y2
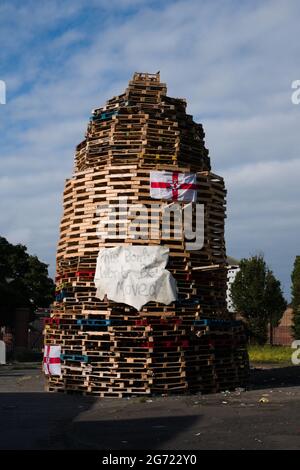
(227, 256, 240, 266)
(278, 307, 294, 327)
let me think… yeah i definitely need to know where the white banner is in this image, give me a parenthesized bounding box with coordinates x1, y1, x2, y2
(94, 246, 177, 310)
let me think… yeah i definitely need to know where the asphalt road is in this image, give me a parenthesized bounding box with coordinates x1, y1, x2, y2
(0, 364, 300, 450)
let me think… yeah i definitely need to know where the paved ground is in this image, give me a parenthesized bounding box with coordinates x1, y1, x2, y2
(0, 364, 300, 450)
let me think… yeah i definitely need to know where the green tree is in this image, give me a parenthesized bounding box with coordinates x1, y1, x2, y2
(0, 236, 55, 326)
(291, 256, 300, 339)
(231, 255, 286, 344)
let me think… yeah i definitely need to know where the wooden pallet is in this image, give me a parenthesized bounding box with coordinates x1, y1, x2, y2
(45, 72, 249, 396)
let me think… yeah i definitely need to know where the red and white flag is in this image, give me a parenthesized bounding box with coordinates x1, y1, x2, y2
(150, 171, 197, 202)
(43, 345, 61, 376)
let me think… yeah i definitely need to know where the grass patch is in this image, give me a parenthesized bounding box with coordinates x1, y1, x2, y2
(248, 345, 293, 364)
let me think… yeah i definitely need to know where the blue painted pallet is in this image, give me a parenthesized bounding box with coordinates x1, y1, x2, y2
(193, 318, 243, 327)
(175, 298, 200, 306)
(90, 110, 118, 121)
(77, 319, 110, 326)
(55, 291, 67, 301)
(60, 354, 89, 363)
(76, 319, 120, 326)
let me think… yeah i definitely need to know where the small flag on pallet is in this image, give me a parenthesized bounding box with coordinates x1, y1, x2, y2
(43, 345, 61, 376)
(150, 171, 197, 202)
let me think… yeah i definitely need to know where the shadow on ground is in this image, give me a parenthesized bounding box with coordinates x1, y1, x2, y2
(70, 415, 200, 450)
(0, 365, 300, 449)
(249, 365, 300, 390)
(0, 388, 199, 450)
(0, 392, 95, 449)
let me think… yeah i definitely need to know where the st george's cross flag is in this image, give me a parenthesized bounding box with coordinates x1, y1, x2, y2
(43, 345, 61, 376)
(150, 171, 198, 202)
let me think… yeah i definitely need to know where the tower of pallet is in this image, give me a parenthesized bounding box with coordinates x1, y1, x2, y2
(44, 73, 249, 396)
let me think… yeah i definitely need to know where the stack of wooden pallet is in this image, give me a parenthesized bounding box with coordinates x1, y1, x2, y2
(44, 72, 249, 396)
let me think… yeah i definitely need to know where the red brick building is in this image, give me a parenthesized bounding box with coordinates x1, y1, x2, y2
(270, 307, 294, 346)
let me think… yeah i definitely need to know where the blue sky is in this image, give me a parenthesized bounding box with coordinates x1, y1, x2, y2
(1, 0, 300, 299)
